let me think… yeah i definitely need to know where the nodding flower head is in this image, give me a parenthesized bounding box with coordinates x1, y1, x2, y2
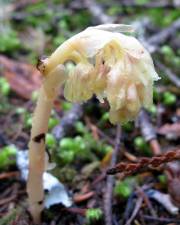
(42, 24, 160, 124)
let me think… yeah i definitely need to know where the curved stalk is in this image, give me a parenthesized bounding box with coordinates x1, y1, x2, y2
(27, 65, 66, 223)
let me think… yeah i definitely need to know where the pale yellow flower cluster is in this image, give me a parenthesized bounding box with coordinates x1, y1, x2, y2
(43, 24, 160, 124)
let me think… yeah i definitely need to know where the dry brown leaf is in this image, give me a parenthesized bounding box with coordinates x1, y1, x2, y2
(0, 55, 41, 99)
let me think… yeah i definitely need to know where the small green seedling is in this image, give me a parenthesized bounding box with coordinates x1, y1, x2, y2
(160, 45, 174, 57)
(0, 77, 11, 96)
(158, 174, 167, 185)
(58, 136, 87, 164)
(86, 208, 103, 224)
(61, 101, 73, 111)
(163, 91, 176, 106)
(0, 145, 17, 169)
(134, 136, 151, 156)
(48, 118, 59, 130)
(75, 121, 88, 134)
(122, 121, 134, 132)
(25, 114, 32, 128)
(46, 133, 56, 148)
(147, 104, 157, 116)
(114, 177, 136, 199)
(101, 112, 110, 122)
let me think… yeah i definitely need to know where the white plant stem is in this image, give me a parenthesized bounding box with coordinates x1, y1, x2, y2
(27, 65, 66, 224)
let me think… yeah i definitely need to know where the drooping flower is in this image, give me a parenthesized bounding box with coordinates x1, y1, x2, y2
(42, 24, 160, 124)
(28, 24, 159, 224)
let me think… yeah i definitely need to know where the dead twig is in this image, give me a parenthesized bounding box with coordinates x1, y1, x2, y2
(156, 60, 180, 88)
(104, 125, 121, 225)
(107, 0, 178, 9)
(73, 191, 95, 203)
(0, 171, 19, 180)
(65, 207, 86, 216)
(125, 194, 143, 225)
(52, 104, 83, 140)
(136, 187, 157, 218)
(137, 109, 161, 155)
(84, 0, 114, 24)
(143, 215, 180, 223)
(147, 18, 180, 53)
(107, 149, 180, 176)
(0, 195, 17, 206)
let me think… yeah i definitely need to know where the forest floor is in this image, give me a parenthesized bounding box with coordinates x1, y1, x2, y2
(0, 0, 180, 224)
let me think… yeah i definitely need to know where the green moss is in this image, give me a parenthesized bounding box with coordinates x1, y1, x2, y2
(0, 30, 20, 53)
(134, 136, 151, 156)
(147, 104, 157, 116)
(122, 121, 134, 132)
(114, 177, 137, 198)
(46, 133, 56, 148)
(163, 92, 176, 106)
(0, 78, 11, 96)
(48, 118, 59, 130)
(86, 208, 103, 224)
(0, 209, 17, 225)
(0, 145, 17, 170)
(61, 101, 73, 111)
(158, 174, 167, 185)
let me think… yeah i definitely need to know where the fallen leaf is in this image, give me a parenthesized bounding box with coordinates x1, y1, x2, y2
(0, 55, 41, 99)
